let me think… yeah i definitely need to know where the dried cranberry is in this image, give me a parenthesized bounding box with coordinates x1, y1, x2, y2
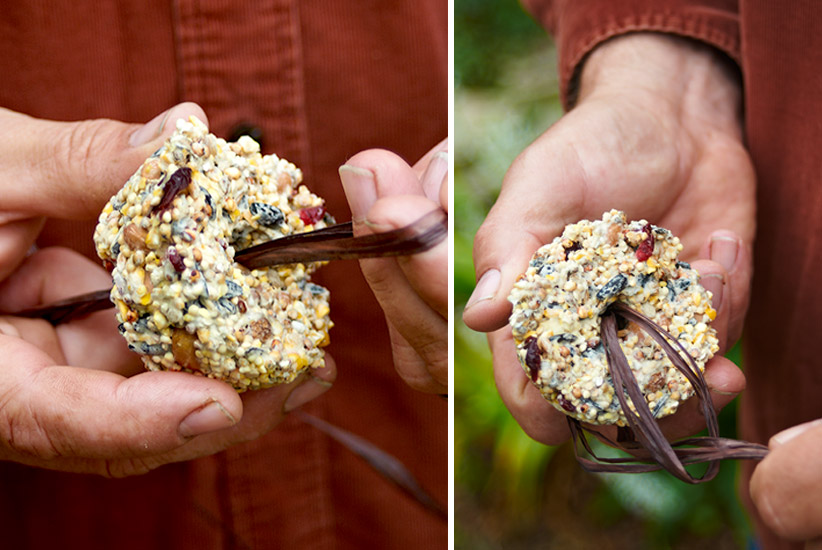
(557, 393, 576, 412)
(299, 205, 326, 225)
(523, 337, 541, 382)
(167, 246, 185, 272)
(636, 223, 655, 261)
(154, 167, 192, 214)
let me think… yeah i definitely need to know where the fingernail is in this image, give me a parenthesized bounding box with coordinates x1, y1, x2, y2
(338, 164, 376, 221)
(701, 273, 725, 311)
(710, 235, 739, 273)
(465, 269, 501, 310)
(0, 320, 16, 336)
(772, 418, 822, 447)
(129, 104, 194, 147)
(284, 373, 334, 413)
(421, 151, 448, 202)
(178, 400, 236, 438)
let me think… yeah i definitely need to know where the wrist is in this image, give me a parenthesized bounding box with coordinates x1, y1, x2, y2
(577, 33, 743, 139)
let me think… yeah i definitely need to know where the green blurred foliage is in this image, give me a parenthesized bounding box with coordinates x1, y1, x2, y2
(455, 0, 545, 88)
(454, 2, 755, 548)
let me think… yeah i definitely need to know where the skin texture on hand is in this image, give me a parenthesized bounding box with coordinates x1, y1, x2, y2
(464, 34, 756, 445)
(750, 420, 822, 543)
(338, 140, 448, 394)
(0, 104, 335, 476)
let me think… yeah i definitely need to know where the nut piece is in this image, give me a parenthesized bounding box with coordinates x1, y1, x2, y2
(123, 223, 149, 252)
(248, 318, 272, 342)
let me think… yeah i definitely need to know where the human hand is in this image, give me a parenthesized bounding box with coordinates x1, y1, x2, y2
(0, 105, 335, 476)
(749, 419, 822, 545)
(338, 140, 448, 394)
(463, 34, 756, 444)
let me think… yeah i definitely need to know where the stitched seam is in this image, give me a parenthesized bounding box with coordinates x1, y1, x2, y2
(562, 11, 741, 109)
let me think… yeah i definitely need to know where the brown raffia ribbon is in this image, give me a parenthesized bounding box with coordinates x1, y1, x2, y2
(11, 289, 115, 325)
(568, 301, 769, 483)
(237, 208, 447, 268)
(296, 411, 446, 520)
(9, 209, 447, 325)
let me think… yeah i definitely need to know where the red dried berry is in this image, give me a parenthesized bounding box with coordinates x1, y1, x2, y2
(557, 393, 576, 412)
(167, 246, 185, 272)
(636, 223, 655, 261)
(524, 337, 541, 382)
(299, 205, 326, 225)
(154, 167, 192, 214)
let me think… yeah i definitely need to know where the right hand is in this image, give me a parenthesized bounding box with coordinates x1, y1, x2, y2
(339, 141, 448, 394)
(463, 34, 756, 444)
(0, 104, 335, 476)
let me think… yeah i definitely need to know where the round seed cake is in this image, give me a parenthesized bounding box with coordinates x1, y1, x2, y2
(94, 116, 333, 391)
(508, 210, 719, 426)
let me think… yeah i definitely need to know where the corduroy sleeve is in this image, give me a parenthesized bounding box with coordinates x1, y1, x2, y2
(521, 0, 740, 108)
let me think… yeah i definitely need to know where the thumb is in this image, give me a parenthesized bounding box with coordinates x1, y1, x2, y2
(750, 419, 822, 542)
(461, 138, 585, 333)
(463, 195, 559, 333)
(0, 334, 242, 465)
(0, 102, 207, 219)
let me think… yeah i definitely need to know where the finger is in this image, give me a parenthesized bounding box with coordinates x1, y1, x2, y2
(0, 102, 207, 219)
(0, 316, 66, 364)
(282, 355, 337, 413)
(0, 247, 138, 374)
(689, 260, 730, 352)
(488, 326, 571, 445)
(411, 138, 449, 183)
(149, 357, 338, 470)
(339, 149, 422, 221)
(0, 216, 45, 281)
(750, 419, 822, 541)
(0, 246, 112, 311)
(697, 230, 752, 346)
(654, 354, 745, 440)
(365, 195, 447, 315)
(439, 174, 448, 212)
(385, 320, 447, 393)
(359, 249, 448, 388)
(0, 336, 242, 470)
(462, 140, 587, 333)
(338, 150, 448, 387)
(418, 149, 448, 203)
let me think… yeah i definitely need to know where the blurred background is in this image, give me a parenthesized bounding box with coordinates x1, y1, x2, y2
(454, 1, 756, 548)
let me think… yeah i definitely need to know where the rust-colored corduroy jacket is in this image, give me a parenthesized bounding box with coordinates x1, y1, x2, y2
(524, 1, 821, 548)
(0, 1, 447, 548)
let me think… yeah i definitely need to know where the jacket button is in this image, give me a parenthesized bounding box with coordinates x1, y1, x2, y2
(227, 122, 265, 150)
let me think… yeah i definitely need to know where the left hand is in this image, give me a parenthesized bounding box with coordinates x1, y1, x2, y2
(0, 104, 335, 476)
(750, 419, 822, 544)
(338, 140, 448, 394)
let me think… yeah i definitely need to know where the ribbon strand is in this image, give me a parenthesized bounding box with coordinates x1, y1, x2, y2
(568, 303, 768, 483)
